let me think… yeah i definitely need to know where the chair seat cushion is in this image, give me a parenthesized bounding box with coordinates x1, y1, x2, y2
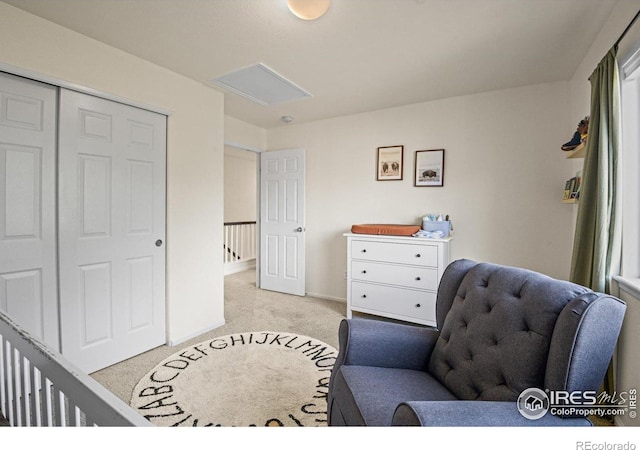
(331, 365, 457, 426)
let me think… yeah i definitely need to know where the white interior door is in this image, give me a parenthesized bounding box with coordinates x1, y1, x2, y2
(259, 149, 305, 296)
(0, 72, 59, 350)
(58, 89, 166, 373)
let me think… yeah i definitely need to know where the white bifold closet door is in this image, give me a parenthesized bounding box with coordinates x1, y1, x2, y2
(0, 74, 167, 374)
(0, 72, 59, 351)
(58, 89, 166, 374)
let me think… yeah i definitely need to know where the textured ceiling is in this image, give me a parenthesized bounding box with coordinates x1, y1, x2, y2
(1, 0, 620, 128)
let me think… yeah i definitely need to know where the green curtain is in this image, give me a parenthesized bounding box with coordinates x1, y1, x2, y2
(569, 48, 622, 417)
(570, 48, 622, 294)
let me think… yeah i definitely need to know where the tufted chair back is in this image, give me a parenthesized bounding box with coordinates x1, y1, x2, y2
(427, 259, 626, 402)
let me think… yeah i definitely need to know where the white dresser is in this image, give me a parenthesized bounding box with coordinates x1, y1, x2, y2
(344, 233, 451, 327)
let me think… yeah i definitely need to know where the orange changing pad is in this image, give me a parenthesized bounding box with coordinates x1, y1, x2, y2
(350, 224, 421, 236)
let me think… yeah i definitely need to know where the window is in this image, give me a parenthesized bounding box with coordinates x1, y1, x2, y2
(619, 44, 640, 280)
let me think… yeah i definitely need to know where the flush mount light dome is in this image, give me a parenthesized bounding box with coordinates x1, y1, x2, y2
(287, 0, 331, 20)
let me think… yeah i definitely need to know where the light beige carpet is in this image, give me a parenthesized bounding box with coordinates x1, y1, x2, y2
(91, 269, 347, 415)
(130, 331, 337, 427)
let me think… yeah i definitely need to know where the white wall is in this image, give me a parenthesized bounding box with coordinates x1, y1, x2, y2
(224, 115, 267, 152)
(224, 146, 257, 223)
(267, 82, 575, 301)
(0, 3, 226, 345)
(223, 115, 262, 224)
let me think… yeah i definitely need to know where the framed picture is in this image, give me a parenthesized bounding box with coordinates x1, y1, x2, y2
(414, 149, 445, 187)
(376, 145, 404, 181)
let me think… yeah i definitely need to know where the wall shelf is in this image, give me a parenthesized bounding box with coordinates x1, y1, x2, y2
(565, 142, 586, 159)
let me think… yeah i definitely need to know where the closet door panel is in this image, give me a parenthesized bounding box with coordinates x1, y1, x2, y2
(58, 89, 166, 373)
(0, 72, 59, 350)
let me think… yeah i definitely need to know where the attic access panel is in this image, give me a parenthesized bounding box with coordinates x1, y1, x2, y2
(211, 63, 312, 106)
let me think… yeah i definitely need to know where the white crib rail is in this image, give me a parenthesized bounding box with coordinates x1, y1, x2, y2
(0, 310, 150, 427)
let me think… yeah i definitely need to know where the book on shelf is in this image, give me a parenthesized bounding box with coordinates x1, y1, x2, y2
(563, 177, 576, 200)
(562, 175, 582, 202)
(571, 175, 581, 199)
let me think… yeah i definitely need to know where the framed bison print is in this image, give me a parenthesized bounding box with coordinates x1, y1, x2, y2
(415, 149, 445, 187)
(376, 145, 404, 181)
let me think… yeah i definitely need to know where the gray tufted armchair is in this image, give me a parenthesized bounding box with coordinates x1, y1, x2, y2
(327, 259, 626, 426)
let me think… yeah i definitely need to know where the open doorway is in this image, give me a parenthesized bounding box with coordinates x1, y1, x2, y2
(223, 144, 306, 296)
(223, 145, 258, 277)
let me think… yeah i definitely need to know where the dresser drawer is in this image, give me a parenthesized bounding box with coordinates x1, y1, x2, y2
(350, 281, 436, 322)
(351, 239, 437, 267)
(351, 260, 438, 290)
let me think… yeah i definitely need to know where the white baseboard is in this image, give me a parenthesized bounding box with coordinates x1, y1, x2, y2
(306, 291, 346, 303)
(224, 259, 256, 276)
(166, 319, 226, 347)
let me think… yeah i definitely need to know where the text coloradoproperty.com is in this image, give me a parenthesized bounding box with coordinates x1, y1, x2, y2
(552, 407, 628, 417)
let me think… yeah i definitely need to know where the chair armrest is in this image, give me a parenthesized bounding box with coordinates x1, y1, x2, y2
(328, 318, 440, 420)
(392, 401, 592, 426)
(336, 318, 439, 371)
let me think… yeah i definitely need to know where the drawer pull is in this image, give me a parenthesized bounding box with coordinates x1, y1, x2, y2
(415, 303, 421, 308)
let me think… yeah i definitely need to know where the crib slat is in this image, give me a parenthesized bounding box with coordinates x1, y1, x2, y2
(0, 310, 150, 426)
(66, 397, 78, 427)
(30, 365, 41, 426)
(51, 385, 63, 426)
(43, 378, 53, 426)
(21, 356, 32, 426)
(11, 346, 21, 426)
(0, 337, 9, 424)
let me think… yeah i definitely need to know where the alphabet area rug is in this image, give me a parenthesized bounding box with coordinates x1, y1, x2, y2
(130, 331, 338, 427)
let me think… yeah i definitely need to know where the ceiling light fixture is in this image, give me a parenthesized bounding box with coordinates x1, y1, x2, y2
(287, 0, 331, 20)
